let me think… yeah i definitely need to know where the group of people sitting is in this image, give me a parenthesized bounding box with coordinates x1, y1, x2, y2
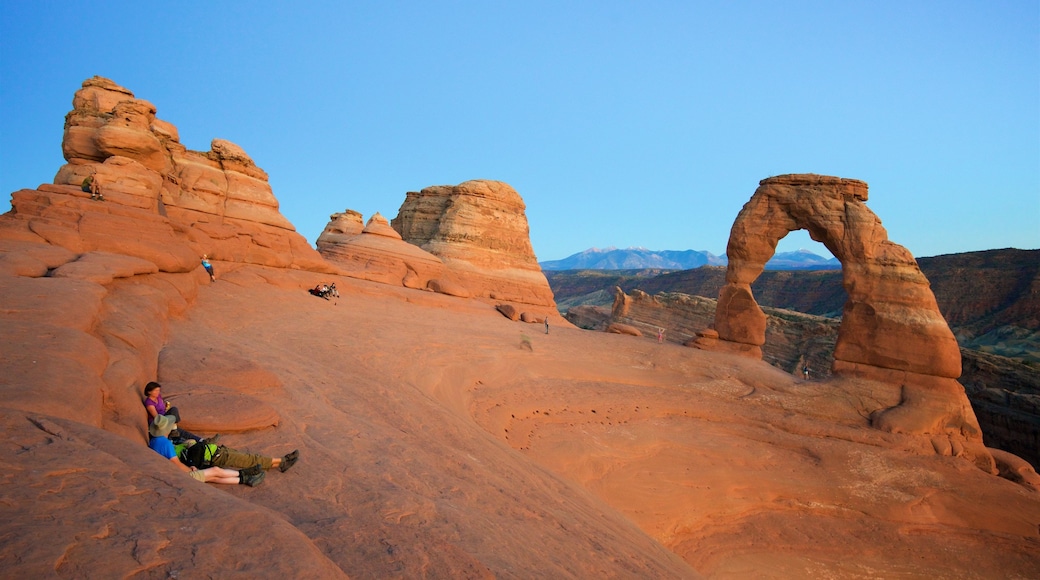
(308, 283, 339, 300)
(144, 381, 299, 487)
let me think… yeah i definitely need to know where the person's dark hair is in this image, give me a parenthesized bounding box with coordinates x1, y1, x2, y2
(144, 381, 161, 395)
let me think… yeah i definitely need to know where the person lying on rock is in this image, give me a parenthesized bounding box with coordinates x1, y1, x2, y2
(143, 381, 201, 443)
(309, 284, 331, 300)
(176, 427, 300, 474)
(148, 415, 265, 487)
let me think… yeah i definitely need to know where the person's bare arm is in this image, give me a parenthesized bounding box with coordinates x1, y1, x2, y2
(147, 405, 158, 419)
(169, 455, 193, 473)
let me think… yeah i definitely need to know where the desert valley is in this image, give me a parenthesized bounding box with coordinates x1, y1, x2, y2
(1, 77, 1039, 578)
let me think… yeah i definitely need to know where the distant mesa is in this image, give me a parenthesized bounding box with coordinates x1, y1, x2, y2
(700, 173, 992, 470)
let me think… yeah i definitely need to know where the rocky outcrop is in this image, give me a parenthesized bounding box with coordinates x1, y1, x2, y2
(317, 212, 446, 289)
(316, 209, 365, 251)
(392, 180, 557, 308)
(706, 174, 990, 470)
(29, 76, 331, 273)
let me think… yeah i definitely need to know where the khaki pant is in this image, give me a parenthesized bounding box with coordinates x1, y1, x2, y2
(211, 446, 274, 470)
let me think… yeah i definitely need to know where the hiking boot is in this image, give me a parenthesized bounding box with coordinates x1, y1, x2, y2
(240, 464, 263, 478)
(279, 449, 299, 473)
(240, 469, 266, 487)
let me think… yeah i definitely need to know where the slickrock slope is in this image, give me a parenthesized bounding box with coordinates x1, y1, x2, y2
(5, 263, 1039, 577)
(392, 180, 557, 309)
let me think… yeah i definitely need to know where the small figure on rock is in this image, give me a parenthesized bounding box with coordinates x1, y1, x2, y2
(802, 364, 810, 380)
(82, 171, 105, 201)
(201, 254, 215, 281)
(545, 318, 549, 335)
(309, 283, 339, 300)
(148, 415, 266, 487)
(657, 328, 665, 344)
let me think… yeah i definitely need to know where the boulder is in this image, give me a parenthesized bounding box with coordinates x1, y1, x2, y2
(607, 323, 642, 337)
(428, 278, 471, 298)
(496, 303, 520, 321)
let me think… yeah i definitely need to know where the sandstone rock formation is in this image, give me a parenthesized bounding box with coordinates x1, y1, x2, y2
(708, 174, 991, 469)
(317, 212, 446, 289)
(38, 76, 332, 273)
(315, 209, 365, 251)
(5, 82, 1039, 578)
(392, 180, 557, 309)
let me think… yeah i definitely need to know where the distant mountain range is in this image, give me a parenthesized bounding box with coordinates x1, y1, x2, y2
(539, 247, 840, 271)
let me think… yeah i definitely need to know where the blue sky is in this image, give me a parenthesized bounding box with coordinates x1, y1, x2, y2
(1, 1, 1037, 261)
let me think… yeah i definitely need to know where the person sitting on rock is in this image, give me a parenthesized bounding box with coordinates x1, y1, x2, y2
(81, 171, 105, 201)
(148, 415, 265, 487)
(328, 283, 339, 298)
(144, 381, 201, 443)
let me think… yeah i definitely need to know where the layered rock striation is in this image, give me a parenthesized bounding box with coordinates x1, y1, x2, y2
(317, 211, 445, 289)
(392, 180, 556, 308)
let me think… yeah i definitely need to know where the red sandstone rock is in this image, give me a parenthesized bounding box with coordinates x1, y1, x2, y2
(316, 209, 365, 251)
(392, 180, 557, 307)
(607, 322, 642, 336)
(710, 174, 988, 469)
(3, 82, 1038, 579)
(496, 303, 520, 321)
(318, 213, 445, 287)
(428, 277, 471, 297)
(46, 76, 330, 273)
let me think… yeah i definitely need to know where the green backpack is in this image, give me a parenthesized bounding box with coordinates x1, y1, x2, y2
(179, 442, 221, 468)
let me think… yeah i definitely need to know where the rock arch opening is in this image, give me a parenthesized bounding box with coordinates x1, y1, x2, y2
(704, 175, 992, 470)
(713, 174, 960, 379)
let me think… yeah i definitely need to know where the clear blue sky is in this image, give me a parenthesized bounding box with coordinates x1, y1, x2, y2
(1, 1, 1037, 261)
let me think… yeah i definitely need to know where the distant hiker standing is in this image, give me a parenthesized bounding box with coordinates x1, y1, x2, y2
(802, 365, 810, 380)
(657, 328, 664, 343)
(201, 254, 215, 281)
(545, 318, 549, 334)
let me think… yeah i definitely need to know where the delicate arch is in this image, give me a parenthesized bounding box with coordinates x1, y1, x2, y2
(714, 174, 960, 379)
